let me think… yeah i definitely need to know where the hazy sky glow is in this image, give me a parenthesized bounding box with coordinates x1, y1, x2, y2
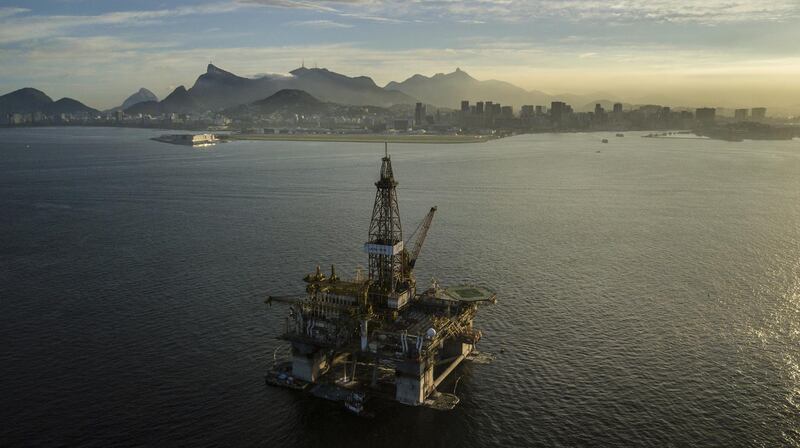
(1, 0, 799, 111)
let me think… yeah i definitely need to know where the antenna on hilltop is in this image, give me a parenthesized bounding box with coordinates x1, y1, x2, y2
(385, 142, 388, 158)
(302, 58, 305, 68)
(314, 61, 318, 69)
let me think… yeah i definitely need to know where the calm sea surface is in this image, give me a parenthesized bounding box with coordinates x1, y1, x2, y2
(1, 127, 799, 447)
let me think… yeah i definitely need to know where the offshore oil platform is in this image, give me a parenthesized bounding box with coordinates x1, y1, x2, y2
(266, 147, 496, 414)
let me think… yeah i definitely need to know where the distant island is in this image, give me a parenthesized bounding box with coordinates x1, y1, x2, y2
(2, 63, 797, 142)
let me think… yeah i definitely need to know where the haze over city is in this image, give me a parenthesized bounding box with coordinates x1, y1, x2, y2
(2, 0, 800, 112)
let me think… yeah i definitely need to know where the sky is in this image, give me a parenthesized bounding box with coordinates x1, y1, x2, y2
(1, 0, 799, 112)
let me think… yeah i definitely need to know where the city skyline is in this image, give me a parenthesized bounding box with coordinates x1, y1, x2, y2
(1, 1, 800, 112)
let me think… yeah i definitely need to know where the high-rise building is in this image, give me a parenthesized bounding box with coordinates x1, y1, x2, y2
(535, 105, 544, 115)
(613, 103, 623, 114)
(485, 101, 494, 117)
(593, 104, 606, 124)
(492, 103, 501, 115)
(551, 101, 566, 124)
(594, 104, 604, 115)
(476, 101, 484, 114)
(751, 107, 767, 120)
(501, 106, 513, 119)
(460, 100, 470, 113)
(414, 102, 426, 126)
(734, 109, 748, 121)
(520, 105, 534, 118)
(695, 107, 716, 123)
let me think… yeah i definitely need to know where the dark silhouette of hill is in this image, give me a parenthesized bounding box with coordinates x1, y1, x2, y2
(125, 85, 200, 115)
(107, 88, 158, 112)
(225, 89, 387, 119)
(48, 98, 99, 115)
(186, 64, 415, 111)
(0, 87, 99, 115)
(385, 68, 553, 108)
(250, 89, 325, 113)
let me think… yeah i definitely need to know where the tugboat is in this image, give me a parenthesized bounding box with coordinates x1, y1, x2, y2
(601, 138, 609, 143)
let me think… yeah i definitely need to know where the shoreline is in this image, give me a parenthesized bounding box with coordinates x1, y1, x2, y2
(227, 133, 497, 144)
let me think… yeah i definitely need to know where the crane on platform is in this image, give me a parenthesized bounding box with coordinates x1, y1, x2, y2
(403, 206, 437, 277)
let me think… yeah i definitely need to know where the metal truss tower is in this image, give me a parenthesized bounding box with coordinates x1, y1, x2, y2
(365, 146, 404, 294)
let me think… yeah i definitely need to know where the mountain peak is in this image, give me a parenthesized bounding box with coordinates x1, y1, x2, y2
(164, 85, 190, 101)
(256, 89, 321, 104)
(118, 88, 158, 110)
(203, 64, 244, 80)
(0, 87, 55, 115)
(239, 88, 327, 115)
(49, 97, 99, 115)
(449, 67, 473, 80)
(289, 66, 330, 76)
(158, 85, 202, 113)
(8, 87, 52, 101)
(17, 87, 47, 94)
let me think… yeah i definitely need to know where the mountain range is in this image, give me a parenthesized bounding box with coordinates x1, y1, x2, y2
(185, 64, 413, 111)
(124, 64, 416, 115)
(0, 88, 99, 116)
(1, 64, 627, 117)
(386, 68, 549, 109)
(385, 68, 620, 111)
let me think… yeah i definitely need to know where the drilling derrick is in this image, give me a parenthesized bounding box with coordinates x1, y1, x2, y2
(365, 150, 411, 308)
(266, 148, 497, 413)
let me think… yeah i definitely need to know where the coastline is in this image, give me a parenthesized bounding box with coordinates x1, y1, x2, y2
(227, 133, 497, 144)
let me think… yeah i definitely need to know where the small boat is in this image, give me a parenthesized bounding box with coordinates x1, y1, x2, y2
(343, 392, 373, 417)
(264, 364, 309, 391)
(601, 139, 609, 143)
(616, 133, 624, 137)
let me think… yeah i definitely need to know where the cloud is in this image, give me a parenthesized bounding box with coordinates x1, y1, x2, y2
(236, 0, 366, 13)
(3, 36, 800, 111)
(0, 3, 248, 44)
(0, 7, 29, 18)
(239, 0, 403, 22)
(242, 0, 800, 24)
(529, 0, 800, 23)
(287, 19, 353, 28)
(2, 0, 799, 111)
